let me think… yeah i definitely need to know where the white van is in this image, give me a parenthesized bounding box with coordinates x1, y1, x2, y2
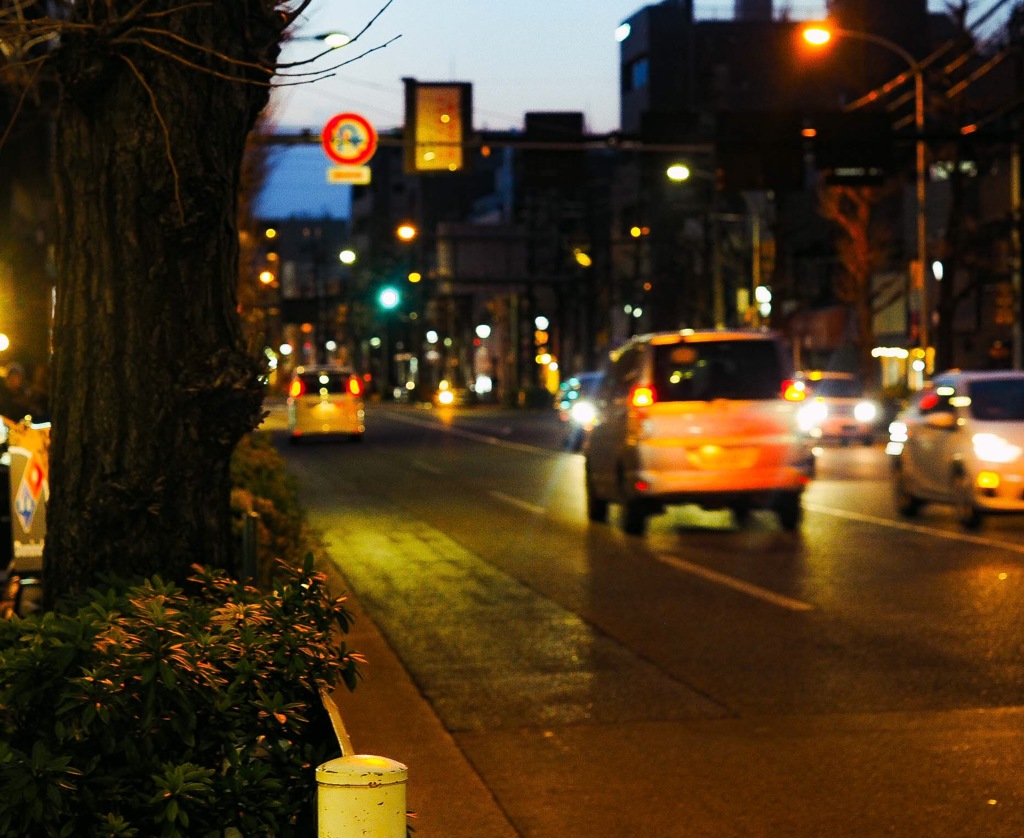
(584, 330, 813, 535)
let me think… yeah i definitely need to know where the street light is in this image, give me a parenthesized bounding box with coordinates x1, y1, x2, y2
(803, 23, 929, 362)
(292, 31, 352, 48)
(667, 159, 749, 325)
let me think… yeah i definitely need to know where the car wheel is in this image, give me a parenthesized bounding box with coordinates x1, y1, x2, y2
(585, 468, 608, 523)
(731, 505, 752, 527)
(953, 472, 982, 530)
(773, 492, 802, 531)
(894, 470, 921, 517)
(621, 499, 648, 536)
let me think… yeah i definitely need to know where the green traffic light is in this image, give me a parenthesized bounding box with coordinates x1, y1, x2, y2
(378, 287, 400, 310)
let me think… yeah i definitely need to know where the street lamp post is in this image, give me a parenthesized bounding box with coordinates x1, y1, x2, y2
(668, 163, 765, 329)
(803, 24, 929, 364)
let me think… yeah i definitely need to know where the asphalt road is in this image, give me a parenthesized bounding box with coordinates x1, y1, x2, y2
(271, 402, 1024, 836)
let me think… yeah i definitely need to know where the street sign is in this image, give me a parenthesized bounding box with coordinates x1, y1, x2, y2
(327, 165, 372, 185)
(321, 112, 378, 166)
(6, 420, 49, 573)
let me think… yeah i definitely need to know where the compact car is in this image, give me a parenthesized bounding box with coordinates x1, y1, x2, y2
(584, 330, 813, 535)
(795, 370, 880, 445)
(888, 369, 1024, 529)
(287, 366, 365, 442)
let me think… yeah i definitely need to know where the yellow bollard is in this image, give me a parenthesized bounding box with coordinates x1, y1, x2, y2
(316, 754, 408, 837)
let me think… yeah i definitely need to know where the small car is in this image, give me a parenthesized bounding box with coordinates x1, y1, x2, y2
(584, 330, 813, 535)
(556, 371, 604, 451)
(888, 369, 1024, 529)
(287, 366, 365, 442)
(794, 370, 879, 445)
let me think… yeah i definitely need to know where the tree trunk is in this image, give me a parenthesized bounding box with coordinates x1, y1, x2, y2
(44, 2, 281, 605)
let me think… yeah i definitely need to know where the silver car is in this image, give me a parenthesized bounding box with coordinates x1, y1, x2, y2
(888, 370, 1024, 529)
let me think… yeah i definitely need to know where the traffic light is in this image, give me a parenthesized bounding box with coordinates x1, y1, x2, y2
(403, 78, 473, 174)
(807, 112, 894, 185)
(715, 112, 805, 191)
(378, 287, 400, 310)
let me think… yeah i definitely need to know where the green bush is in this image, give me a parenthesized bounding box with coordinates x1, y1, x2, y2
(0, 558, 361, 837)
(230, 432, 317, 586)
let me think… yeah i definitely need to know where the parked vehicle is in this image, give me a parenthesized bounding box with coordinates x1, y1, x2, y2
(287, 366, 365, 442)
(584, 330, 814, 535)
(794, 370, 880, 445)
(888, 369, 1024, 529)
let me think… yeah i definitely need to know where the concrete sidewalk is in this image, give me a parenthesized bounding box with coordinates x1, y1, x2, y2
(319, 557, 519, 838)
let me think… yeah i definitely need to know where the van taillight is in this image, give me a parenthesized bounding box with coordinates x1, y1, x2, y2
(782, 380, 806, 401)
(289, 379, 306, 398)
(347, 376, 363, 397)
(629, 384, 656, 408)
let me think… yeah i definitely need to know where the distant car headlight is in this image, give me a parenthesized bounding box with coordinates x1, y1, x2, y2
(797, 400, 828, 432)
(972, 432, 1023, 463)
(570, 399, 597, 426)
(888, 421, 908, 443)
(437, 389, 455, 405)
(853, 401, 878, 423)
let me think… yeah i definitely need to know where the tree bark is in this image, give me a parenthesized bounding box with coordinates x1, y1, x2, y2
(44, 1, 282, 605)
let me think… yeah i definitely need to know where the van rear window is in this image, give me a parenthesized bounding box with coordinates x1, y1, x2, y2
(298, 372, 348, 395)
(652, 341, 783, 401)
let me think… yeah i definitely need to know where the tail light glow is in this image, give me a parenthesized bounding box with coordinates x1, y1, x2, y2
(347, 376, 364, 397)
(782, 379, 807, 401)
(630, 384, 656, 408)
(289, 379, 306, 398)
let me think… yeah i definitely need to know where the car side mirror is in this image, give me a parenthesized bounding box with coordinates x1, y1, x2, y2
(924, 411, 957, 430)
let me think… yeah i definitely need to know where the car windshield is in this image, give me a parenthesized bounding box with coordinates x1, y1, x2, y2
(575, 373, 603, 396)
(652, 340, 783, 401)
(807, 378, 862, 398)
(967, 379, 1024, 421)
(298, 372, 350, 395)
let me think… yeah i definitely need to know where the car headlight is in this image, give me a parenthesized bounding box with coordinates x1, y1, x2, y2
(570, 399, 597, 426)
(796, 400, 828, 432)
(972, 432, 1023, 463)
(853, 401, 878, 423)
(888, 421, 908, 443)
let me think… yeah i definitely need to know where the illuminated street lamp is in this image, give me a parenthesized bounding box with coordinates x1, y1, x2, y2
(803, 23, 929, 361)
(666, 162, 728, 327)
(338, 249, 357, 265)
(292, 31, 352, 48)
(396, 223, 418, 242)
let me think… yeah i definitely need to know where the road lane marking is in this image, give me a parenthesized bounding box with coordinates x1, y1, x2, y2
(383, 411, 552, 455)
(655, 554, 815, 612)
(412, 460, 444, 476)
(803, 502, 1024, 556)
(489, 491, 546, 516)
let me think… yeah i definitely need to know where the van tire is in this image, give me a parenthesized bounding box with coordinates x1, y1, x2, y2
(774, 492, 802, 531)
(585, 470, 609, 523)
(622, 500, 648, 536)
